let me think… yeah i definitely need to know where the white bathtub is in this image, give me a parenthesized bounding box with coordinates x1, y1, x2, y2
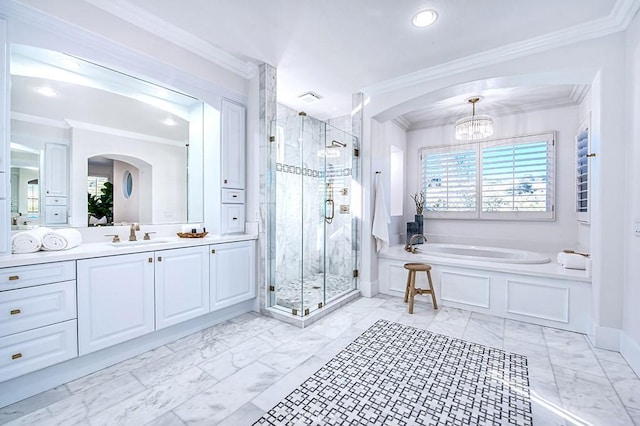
(414, 243, 550, 264)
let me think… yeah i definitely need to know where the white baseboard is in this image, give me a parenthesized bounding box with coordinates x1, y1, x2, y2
(587, 323, 621, 351)
(360, 279, 379, 298)
(621, 332, 640, 377)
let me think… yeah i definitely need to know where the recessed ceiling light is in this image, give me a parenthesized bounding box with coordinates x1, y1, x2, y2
(412, 9, 438, 27)
(34, 86, 57, 97)
(162, 117, 177, 126)
(298, 92, 322, 104)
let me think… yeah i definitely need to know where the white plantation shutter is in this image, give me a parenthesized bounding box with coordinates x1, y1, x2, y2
(576, 126, 589, 218)
(421, 132, 555, 220)
(422, 149, 476, 213)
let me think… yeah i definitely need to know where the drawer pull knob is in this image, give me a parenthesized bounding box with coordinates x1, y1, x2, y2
(211, 249, 216, 254)
(10, 309, 21, 315)
(157, 256, 162, 262)
(224, 179, 228, 184)
(148, 258, 153, 263)
(12, 353, 22, 360)
(8, 276, 19, 281)
(232, 217, 238, 221)
(232, 195, 237, 198)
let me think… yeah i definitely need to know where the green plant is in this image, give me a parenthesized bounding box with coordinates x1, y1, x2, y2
(88, 181, 113, 224)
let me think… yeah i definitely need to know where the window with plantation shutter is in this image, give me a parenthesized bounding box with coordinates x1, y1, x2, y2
(422, 148, 477, 215)
(421, 132, 555, 220)
(575, 115, 590, 223)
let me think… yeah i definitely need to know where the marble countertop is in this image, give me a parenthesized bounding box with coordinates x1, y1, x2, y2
(379, 244, 591, 283)
(1, 233, 258, 268)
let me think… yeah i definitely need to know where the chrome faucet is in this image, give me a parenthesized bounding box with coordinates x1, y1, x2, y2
(404, 234, 428, 254)
(129, 223, 140, 241)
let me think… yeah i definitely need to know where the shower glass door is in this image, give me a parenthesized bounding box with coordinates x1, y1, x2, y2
(268, 114, 358, 317)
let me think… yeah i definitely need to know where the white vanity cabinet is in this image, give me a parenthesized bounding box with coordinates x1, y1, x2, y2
(0, 261, 77, 382)
(219, 99, 246, 234)
(155, 246, 209, 329)
(43, 143, 69, 225)
(77, 253, 155, 355)
(221, 99, 246, 190)
(209, 240, 255, 310)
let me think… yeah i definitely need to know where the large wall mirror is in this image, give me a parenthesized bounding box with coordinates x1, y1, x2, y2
(9, 44, 205, 229)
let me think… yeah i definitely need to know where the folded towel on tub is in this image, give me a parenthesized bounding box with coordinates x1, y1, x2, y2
(556, 252, 587, 270)
(11, 227, 51, 254)
(41, 228, 83, 251)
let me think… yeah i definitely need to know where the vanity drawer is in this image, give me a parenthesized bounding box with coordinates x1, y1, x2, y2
(0, 281, 77, 338)
(45, 196, 67, 206)
(222, 204, 245, 234)
(45, 206, 67, 224)
(0, 261, 76, 291)
(221, 189, 245, 204)
(0, 320, 77, 382)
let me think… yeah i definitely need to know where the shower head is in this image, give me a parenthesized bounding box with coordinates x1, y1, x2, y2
(328, 140, 346, 148)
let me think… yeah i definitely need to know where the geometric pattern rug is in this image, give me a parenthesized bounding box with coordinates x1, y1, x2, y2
(254, 320, 532, 425)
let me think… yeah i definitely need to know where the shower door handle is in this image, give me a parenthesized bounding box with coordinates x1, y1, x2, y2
(325, 199, 335, 222)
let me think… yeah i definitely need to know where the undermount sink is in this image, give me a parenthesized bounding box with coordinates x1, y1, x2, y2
(108, 238, 171, 247)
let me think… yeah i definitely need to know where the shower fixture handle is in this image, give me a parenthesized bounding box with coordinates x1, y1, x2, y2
(325, 199, 335, 223)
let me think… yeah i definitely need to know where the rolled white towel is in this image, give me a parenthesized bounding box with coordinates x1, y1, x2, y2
(557, 252, 587, 270)
(41, 228, 83, 251)
(181, 224, 205, 234)
(11, 227, 51, 254)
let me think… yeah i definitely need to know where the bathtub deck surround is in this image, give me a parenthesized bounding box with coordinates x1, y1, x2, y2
(1, 295, 637, 425)
(379, 244, 590, 333)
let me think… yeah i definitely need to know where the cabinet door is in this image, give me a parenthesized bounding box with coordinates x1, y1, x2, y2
(221, 100, 246, 189)
(77, 253, 155, 355)
(221, 204, 245, 234)
(44, 143, 68, 197)
(155, 246, 209, 330)
(210, 240, 255, 310)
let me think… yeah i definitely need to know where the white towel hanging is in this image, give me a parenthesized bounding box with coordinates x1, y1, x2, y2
(372, 173, 390, 253)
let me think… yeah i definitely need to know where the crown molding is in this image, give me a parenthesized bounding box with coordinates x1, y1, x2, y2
(11, 112, 70, 129)
(84, 0, 257, 79)
(391, 116, 411, 131)
(570, 84, 591, 104)
(363, 0, 640, 96)
(66, 119, 187, 147)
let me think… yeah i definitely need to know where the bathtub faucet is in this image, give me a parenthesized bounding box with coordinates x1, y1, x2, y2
(404, 234, 428, 254)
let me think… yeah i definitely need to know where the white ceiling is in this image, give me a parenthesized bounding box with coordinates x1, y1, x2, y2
(15, 0, 640, 126)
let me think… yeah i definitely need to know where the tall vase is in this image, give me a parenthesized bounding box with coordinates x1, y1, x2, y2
(414, 214, 424, 244)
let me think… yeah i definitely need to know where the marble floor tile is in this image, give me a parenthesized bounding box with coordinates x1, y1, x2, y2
(0, 385, 70, 424)
(430, 306, 471, 327)
(198, 336, 279, 381)
(144, 410, 185, 426)
(65, 345, 174, 394)
(554, 364, 633, 425)
(504, 319, 546, 346)
(3, 295, 640, 426)
(88, 367, 217, 426)
(252, 355, 327, 412)
(352, 306, 403, 330)
(462, 314, 504, 349)
(427, 320, 466, 339)
(172, 362, 281, 425)
(216, 402, 265, 426)
(258, 330, 332, 374)
(601, 361, 640, 410)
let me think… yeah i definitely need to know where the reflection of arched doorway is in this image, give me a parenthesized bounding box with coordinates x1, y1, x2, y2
(88, 155, 152, 224)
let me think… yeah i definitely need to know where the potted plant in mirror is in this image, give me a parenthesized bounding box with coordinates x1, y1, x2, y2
(88, 181, 113, 226)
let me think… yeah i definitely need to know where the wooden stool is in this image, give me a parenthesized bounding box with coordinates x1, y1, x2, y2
(403, 263, 438, 314)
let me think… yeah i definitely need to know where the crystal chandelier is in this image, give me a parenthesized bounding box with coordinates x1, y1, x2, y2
(455, 97, 494, 141)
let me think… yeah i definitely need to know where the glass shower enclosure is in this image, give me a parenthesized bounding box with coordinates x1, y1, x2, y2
(267, 113, 359, 317)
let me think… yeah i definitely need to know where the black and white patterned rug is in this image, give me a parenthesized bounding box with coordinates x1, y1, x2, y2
(255, 320, 532, 425)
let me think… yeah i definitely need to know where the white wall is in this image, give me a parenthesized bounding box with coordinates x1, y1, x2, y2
(405, 105, 580, 254)
(112, 160, 140, 224)
(622, 9, 640, 375)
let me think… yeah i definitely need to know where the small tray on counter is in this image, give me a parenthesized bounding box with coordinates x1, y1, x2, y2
(176, 232, 208, 238)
